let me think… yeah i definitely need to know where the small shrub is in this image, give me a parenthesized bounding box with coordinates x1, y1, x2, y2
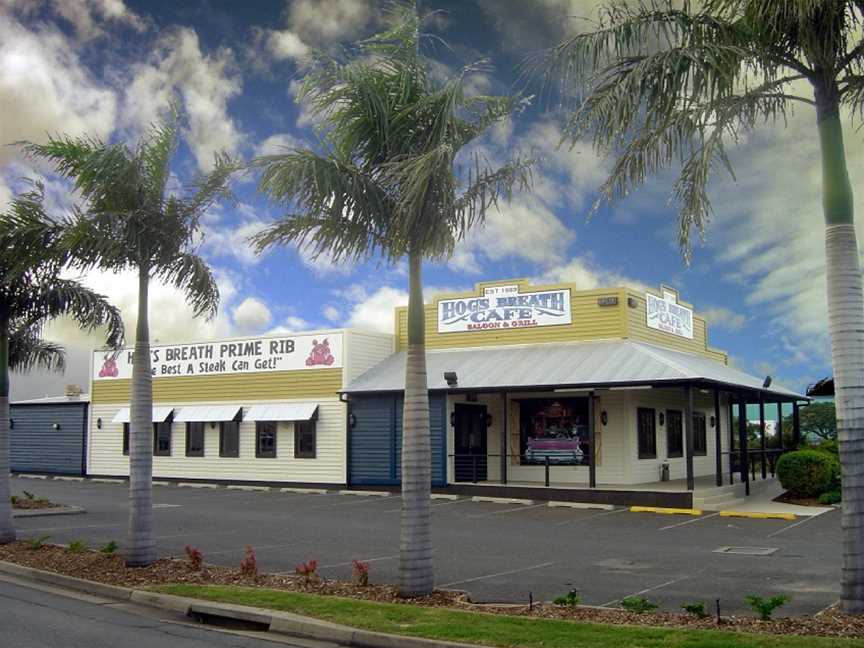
(817, 439, 838, 457)
(21, 490, 35, 501)
(819, 489, 841, 505)
(553, 589, 581, 607)
(67, 540, 88, 554)
(239, 546, 257, 578)
(185, 545, 203, 571)
(9, 495, 17, 507)
(777, 450, 839, 498)
(351, 560, 369, 587)
(25, 535, 50, 550)
(681, 602, 708, 618)
(746, 594, 790, 620)
(621, 596, 657, 614)
(295, 559, 319, 585)
(99, 540, 119, 555)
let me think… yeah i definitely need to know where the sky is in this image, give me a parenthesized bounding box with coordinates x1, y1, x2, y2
(0, 0, 852, 399)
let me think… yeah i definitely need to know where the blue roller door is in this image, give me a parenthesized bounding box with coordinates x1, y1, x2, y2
(10, 402, 88, 475)
(349, 393, 446, 487)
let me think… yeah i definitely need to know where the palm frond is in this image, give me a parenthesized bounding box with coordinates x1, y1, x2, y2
(158, 252, 219, 319)
(9, 331, 65, 373)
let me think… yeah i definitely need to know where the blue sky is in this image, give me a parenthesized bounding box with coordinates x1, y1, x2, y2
(2, 0, 848, 399)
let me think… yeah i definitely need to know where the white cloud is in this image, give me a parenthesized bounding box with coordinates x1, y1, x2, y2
(266, 30, 310, 62)
(202, 211, 269, 266)
(121, 27, 243, 170)
(51, 0, 145, 41)
(266, 315, 313, 335)
(448, 118, 607, 274)
(322, 305, 341, 322)
(701, 306, 747, 332)
(260, 0, 376, 64)
(255, 132, 302, 157)
(537, 257, 649, 292)
(0, 13, 117, 166)
(232, 297, 272, 334)
(343, 286, 407, 332)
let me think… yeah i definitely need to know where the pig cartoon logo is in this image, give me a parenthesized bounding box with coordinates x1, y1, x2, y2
(305, 338, 335, 367)
(98, 354, 119, 378)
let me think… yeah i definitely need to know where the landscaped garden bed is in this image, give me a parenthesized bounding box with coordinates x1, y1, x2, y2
(1, 540, 863, 643)
(10, 491, 60, 510)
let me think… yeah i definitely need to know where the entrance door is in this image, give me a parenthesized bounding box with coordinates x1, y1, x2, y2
(454, 404, 488, 482)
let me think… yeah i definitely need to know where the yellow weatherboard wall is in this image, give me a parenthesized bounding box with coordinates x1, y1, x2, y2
(394, 278, 727, 363)
(91, 368, 343, 404)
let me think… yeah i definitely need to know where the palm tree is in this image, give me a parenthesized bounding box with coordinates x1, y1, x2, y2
(0, 184, 123, 544)
(547, 0, 864, 610)
(21, 112, 237, 566)
(252, 4, 533, 596)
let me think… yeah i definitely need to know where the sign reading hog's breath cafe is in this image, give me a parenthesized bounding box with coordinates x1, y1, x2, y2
(93, 333, 343, 381)
(437, 284, 572, 333)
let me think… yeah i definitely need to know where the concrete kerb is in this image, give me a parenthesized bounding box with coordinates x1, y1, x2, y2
(12, 505, 86, 518)
(0, 560, 482, 648)
(339, 490, 390, 497)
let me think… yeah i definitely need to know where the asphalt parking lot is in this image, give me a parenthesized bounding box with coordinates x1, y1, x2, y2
(8, 476, 841, 615)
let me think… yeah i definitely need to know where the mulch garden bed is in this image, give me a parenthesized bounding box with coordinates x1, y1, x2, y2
(11, 497, 60, 510)
(1, 541, 862, 639)
(774, 492, 831, 507)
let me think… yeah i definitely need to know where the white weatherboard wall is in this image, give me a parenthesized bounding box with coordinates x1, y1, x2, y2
(87, 328, 393, 485)
(444, 387, 731, 487)
(89, 397, 346, 484)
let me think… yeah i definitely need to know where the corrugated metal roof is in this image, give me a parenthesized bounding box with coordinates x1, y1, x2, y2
(12, 394, 90, 405)
(112, 406, 174, 423)
(343, 339, 804, 399)
(245, 403, 318, 421)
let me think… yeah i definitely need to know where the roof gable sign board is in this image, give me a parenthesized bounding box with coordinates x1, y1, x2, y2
(93, 333, 343, 381)
(437, 284, 572, 333)
(646, 290, 693, 340)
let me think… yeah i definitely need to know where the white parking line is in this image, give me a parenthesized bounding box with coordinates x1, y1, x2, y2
(600, 571, 701, 607)
(658, 512, 719, 531)
(439, 561, 555, 588)
(308, 495, 400, 510)
(553, 506, 627, 526)
(317, 553, 401, 569)
(467, 502, 550, 518)
(383, 498, 473, 513)
(766, 514, 819, 538)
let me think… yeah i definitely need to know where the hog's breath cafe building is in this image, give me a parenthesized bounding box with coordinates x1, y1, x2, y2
(342, 280, 807, 508)
(87, 329, 393, 487)
(86, 280, 806, 506)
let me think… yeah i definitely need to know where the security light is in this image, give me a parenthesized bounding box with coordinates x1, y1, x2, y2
(444, 371, 458, 387)
(763, 375, 772, 389)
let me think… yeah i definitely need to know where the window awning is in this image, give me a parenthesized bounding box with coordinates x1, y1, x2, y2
(111, 406, 174, 424)
(173, 405, 243, 423)
(244, 403, 318, 422)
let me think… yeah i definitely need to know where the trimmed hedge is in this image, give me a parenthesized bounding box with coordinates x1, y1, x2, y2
(777, 449, 839, 498)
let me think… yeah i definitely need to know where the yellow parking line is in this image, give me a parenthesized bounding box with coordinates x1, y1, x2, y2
(630, 506, 703, 516)
(719, 510, 797, 521)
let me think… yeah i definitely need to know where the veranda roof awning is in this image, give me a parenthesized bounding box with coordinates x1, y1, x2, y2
(244, 403, 319, 422)
(173, 405, 243, 423)
(111, 406, 174, 424)
(342, 339, 805, 399)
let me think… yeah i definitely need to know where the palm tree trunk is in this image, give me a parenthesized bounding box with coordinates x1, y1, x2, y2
(399, 248, 433, 596)
(126, 265, 155, 567)
(816, 91, 864, 612)
(0, 322, 15, 544)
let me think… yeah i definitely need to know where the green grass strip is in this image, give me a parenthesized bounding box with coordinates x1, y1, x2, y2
(154, 584, 864, 648)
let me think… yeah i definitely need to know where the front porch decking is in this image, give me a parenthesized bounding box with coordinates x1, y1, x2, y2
(436, 474, 779, 509)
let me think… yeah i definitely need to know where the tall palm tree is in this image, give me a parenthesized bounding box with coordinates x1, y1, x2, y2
(252, 4, 533, 596)
(21, 112, 237, 566)
(0, 184, 123, 543)
(547, 0, 864, 610)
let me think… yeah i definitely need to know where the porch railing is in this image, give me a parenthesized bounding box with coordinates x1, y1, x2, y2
(448, 452, 590, 487)
(722, 448, 786, 486)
